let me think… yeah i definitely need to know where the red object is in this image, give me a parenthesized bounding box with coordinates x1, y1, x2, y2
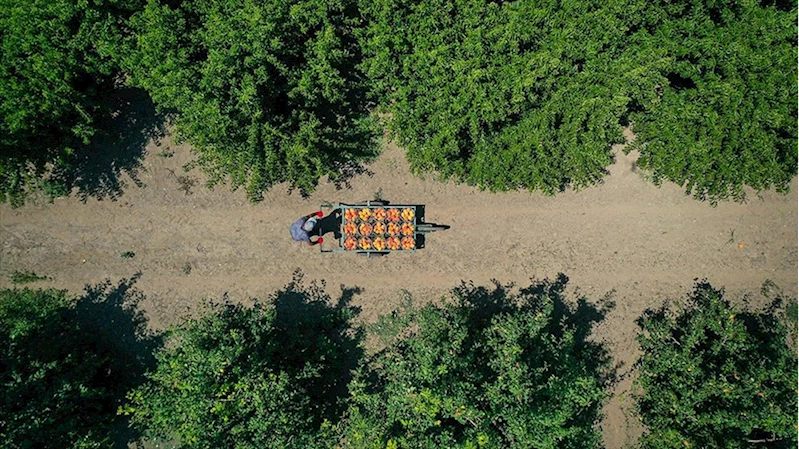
(316, 237, 324, 244)
(315, 211, 323, 217)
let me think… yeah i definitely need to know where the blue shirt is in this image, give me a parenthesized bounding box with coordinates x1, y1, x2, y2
(290, 217, 310, 242)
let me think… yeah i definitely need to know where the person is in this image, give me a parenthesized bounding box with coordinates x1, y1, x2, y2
(290, 211, 324, 246)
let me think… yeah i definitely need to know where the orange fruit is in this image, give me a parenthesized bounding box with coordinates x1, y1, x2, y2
(373, 208, 387, 221)
(359, 223, 373, 236)
(344, 237, 357, 251)
(359, 238, 372, 250)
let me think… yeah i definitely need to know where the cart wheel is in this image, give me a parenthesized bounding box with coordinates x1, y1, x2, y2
(416, 223, 449, 233)
(355, 200, 389, 206)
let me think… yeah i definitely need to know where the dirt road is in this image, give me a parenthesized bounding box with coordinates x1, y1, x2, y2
(1, 127, 796, 448)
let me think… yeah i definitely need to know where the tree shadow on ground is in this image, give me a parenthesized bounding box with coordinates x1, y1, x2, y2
(0, 276, 161, 449)
(74, 274, 163, 448)
(53, 87, 166, 201)
(270, 270, 364, 423)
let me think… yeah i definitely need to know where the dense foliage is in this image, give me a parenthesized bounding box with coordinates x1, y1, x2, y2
(3, 0, 794, 204)
(4, 274, 796, 448)
(126, 0, 378, 200)
(124, 276, 361, 448)
(0, 0, 140, 206)
(360, 0, 629, 193)
(623, 0, 797, 202)
(636, 281, 798, 448)
(0, 288, 117, 448)
(343, 276, 613, 448)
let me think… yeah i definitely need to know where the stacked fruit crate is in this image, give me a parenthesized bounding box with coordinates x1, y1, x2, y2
(341, 206, 417, 252)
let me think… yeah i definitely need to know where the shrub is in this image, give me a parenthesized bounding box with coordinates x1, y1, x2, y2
(636, 281, 798, 448)
(623, 0, 797, 202)
(126, 0, 378, 200)
(342, 275, 613, 448)
(123, 274, 362, 448)
(360, 0, 629, 193)
(8, 270, 49, 284)
(0, 0, 140, 206)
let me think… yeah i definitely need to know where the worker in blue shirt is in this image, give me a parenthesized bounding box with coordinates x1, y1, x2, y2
(290, 211, 324, 246)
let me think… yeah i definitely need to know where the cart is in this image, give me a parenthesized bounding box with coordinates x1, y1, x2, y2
(317, 200, 447, 257)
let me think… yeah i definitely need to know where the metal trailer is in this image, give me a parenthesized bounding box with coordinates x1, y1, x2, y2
(317, 200, 446, 257)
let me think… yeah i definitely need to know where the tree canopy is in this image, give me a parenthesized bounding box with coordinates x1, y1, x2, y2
(124, 274, 615, 448)
(0, 284, 157, 449)
(361, 0, 796, 200)
(2, 0, 794, 204)
(123, 275, 362, 448)
(360, 0, 629, 194)
(3, 275, 796, 448)
(622, 0, 797, 202)
(0, 0, 140, 206)
(636, 281, 798, 448)
(126, 0, 378, 200)
(343, 275, 613, 448)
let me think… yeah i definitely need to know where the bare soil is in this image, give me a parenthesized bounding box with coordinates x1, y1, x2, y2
(1, 124, 796, 448)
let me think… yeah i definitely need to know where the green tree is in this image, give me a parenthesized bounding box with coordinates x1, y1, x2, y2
(126, 0, 378, 200)
(622, 0, 797, 202)
(342, 275, 613, 448)
(360, 0, 630, 193)
(0, 0, 141, 206)
(123, 274, 363, 448)
(0, 281, 157, 448)
(635, 281, 798, 448)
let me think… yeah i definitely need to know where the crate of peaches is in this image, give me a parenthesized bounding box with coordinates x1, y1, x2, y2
(341, 206, 417, 251)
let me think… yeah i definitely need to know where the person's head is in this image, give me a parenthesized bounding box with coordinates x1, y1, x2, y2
(302, 217, 317, 232)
